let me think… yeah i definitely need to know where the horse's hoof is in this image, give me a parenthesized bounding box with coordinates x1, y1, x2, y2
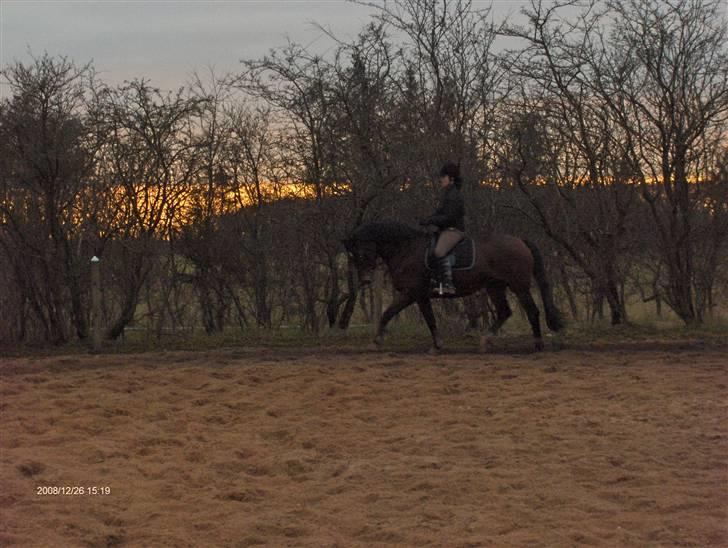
(428, 346, 440, 355)
(369, 339, 382, 350)
(434, 335, 444, 350)
(534, 339, 544, 352)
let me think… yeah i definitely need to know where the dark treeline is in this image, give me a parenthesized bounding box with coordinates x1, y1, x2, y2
(1, 0, 727, 344)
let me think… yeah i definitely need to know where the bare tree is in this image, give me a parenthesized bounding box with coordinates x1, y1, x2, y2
(0, 54, 98, 342)
(90, 79, 201, 338)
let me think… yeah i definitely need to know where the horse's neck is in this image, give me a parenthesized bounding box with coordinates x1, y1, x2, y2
(377, 236, 426, 271)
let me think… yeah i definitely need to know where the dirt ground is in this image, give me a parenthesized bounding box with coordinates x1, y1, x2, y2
(1, 346, 726, 547)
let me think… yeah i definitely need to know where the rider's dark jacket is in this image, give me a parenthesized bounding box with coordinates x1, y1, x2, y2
(421, 184, 465, 231)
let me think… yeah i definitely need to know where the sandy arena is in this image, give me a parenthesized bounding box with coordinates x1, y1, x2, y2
(1, 347, 726, 547)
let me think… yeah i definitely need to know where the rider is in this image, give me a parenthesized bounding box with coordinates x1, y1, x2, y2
(419, 162, 465, 295)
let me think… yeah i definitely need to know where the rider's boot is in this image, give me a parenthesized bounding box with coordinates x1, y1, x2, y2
(437, 256, 456, 296)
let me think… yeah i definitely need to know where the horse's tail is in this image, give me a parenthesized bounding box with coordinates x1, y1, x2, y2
(524, 240, 565, 332)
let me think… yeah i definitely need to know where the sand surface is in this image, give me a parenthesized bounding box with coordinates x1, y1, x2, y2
(1, 347, 726, 547)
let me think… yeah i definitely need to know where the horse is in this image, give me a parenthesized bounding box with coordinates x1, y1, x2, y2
(342, 221, 564, 352)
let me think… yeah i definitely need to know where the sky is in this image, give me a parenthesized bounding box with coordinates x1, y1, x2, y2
(0, 0, 530, 95)
(0, 1, 376, 92)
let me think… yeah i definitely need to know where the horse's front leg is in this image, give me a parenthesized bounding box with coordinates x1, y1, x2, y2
(373, 292, 415, 347)
(417, 297, 443, 353)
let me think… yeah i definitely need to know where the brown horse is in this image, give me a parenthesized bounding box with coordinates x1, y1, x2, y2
(342, 222, 564, 352)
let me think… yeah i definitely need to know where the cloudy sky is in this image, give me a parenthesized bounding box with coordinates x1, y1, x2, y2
(1, 0, 528, 94)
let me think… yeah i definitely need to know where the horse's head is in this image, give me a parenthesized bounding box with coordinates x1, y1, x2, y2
(342, 236, 378, 287)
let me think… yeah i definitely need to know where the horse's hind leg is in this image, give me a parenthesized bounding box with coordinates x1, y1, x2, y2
(488, 284, 512, 334)
(480, 284, 512, 352)
(515, 290, 543, 351)
(374, 292, 415, 347)
(417, 297, 443, 353)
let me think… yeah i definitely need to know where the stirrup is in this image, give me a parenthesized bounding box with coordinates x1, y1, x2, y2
(438, 283, 456, 296)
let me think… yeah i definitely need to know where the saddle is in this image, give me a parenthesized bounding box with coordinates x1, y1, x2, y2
(424, 234, 476, 271)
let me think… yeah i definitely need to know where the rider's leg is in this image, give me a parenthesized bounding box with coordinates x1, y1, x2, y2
(433, 229, 464, 294)
(435, 256, 455, 295)
(433, 229, 464, 257)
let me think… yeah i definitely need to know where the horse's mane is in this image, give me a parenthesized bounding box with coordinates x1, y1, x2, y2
(351, 221, 425, 243)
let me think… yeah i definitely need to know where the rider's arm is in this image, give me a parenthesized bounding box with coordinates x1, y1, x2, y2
(421, 190, 463, 228)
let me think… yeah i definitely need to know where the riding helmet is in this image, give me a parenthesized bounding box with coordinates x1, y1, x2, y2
(439, 162, 462, 187)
